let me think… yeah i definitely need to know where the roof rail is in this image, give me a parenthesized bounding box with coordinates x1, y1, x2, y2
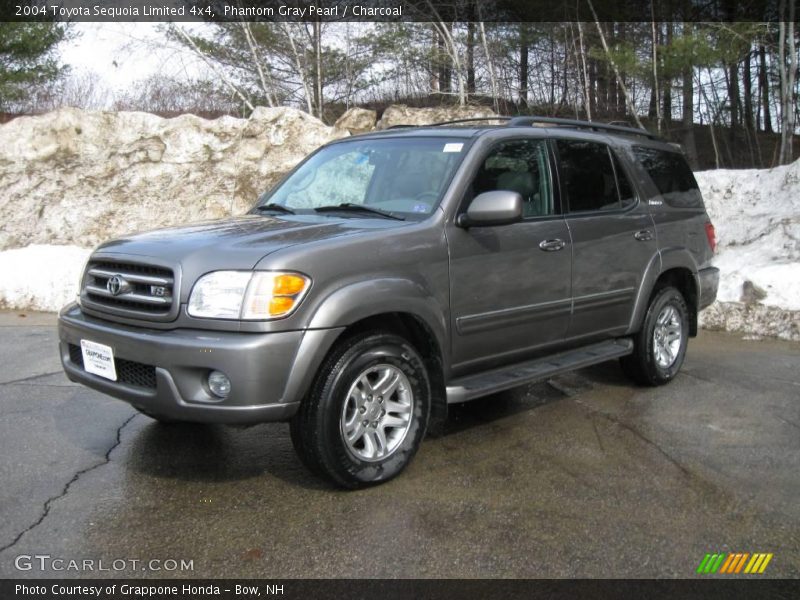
(387, 116, 511, 129)
(507, 116, 660, 140)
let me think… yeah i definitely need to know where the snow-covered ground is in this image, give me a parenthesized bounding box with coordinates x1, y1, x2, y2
(0, 147, 797, 340)
(0, 245, 92, 312)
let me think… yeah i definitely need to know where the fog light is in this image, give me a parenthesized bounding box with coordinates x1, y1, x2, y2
(208, 370, 231, 398)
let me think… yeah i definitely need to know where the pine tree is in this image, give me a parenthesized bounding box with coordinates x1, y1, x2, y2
(0, 23, 70, 109)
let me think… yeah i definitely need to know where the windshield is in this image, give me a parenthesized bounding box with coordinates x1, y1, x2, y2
(257, 137, 469, 219)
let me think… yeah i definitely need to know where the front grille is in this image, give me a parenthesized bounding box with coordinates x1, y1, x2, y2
(68, 344, 157, 390)
(82, 259, 175, 319)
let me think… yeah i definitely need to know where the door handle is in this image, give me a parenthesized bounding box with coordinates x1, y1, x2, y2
(634, 230, 653, 241)
(539, 238, 566, 252)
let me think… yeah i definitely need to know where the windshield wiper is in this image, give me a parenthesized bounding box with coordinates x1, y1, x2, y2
(255, 203, 295, 215)
(314, 203, 405, 221)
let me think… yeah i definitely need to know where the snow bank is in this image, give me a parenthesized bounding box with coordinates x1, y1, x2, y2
(0, 245, 92, 312)
(0, 107, 347, 251)
(695, 162, 800, 341)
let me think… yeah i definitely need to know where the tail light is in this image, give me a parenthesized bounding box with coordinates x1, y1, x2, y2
(704, 222, 717, 254)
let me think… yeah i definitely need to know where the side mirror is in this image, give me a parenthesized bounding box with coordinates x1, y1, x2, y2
(457, 190, 523, 228)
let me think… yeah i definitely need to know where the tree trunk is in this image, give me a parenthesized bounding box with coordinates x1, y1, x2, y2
(466, 21, 475, 95)
(589, 58, 597, 119)
(778, 1, 796, 164)
(478, 20, 499, 113)
(697, 69, 721, 169)
(681, 26, 698, 168)
(662, 22, 673, 126)
(759, 44, 773, 132)
(549, 29, 556, 107)
(576, 20, 592, 120)
(728, 61, 740, 146)
(613, 22, 625, 115)
(743, 48, 754, 131)
(519, 24, 529, 108)
(651, 16, 661, 129)
(437, 31, 448, 93)
(313, 21, 323, 119)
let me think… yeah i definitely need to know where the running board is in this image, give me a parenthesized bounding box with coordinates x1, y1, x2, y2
(446, 338, 634, 404)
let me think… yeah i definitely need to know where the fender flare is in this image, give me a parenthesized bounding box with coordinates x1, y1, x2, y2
(627, 247, 699, 335)
(281, 278, 449, 405)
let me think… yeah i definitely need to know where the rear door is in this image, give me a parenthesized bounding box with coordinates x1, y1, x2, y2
(447, 137, 572, 372)
(553, 137, 657, 339)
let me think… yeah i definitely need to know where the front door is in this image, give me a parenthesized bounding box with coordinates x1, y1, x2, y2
(447, 138, 572, 372)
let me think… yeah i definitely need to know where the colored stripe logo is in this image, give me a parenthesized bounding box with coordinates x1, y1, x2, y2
(696, 552, 773, 574)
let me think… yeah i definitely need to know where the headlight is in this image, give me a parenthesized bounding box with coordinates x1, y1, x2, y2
(188, 271, 311, 320)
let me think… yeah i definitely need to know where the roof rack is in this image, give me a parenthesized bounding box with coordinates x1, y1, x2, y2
(387, 117, 511, 129)
(384, 114, 661, 141)
(506, 116, 659, 140)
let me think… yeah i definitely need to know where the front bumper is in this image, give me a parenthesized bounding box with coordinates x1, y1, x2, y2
(58, 304, 341, 424)
(698, 266, 720, 310)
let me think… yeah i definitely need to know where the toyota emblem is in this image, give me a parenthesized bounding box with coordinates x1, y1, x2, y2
(107, 275, 126, 296)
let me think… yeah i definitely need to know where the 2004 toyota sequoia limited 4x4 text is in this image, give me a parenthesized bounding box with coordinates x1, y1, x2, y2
(59, 116, 719, 487)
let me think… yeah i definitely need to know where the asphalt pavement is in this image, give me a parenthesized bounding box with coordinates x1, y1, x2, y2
(0, 311, 798, 578)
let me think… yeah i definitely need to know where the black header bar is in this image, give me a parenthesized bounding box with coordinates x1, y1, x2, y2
(3, 579, 800, 600)
(2, 0, 790, 23)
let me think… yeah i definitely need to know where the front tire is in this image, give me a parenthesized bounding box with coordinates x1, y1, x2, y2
(290, 331, 431, 488)
(621, 286, 689, 386)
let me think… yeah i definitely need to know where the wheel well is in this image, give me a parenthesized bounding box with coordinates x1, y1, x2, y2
(340, 313, 448, 433)
(653, 268, 698, 336)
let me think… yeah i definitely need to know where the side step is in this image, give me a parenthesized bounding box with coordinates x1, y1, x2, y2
(446, 338, 634, 404)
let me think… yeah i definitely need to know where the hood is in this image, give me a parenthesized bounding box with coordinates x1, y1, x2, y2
(92, 214, 406, 300)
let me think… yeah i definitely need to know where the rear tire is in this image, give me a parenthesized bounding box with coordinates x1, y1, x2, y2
(290, 331, 430, 489)
(621, 286, 689, 386)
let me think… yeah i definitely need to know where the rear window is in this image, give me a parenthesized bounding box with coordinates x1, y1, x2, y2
(632, 146, 702, 208)
(556, 139, 631, 213)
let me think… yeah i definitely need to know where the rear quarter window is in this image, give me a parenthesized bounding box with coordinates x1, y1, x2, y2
(631, 146, 703, 208)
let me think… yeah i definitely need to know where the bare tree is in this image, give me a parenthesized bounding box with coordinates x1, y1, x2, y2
(240, 22, 277, 107)
(172, 25, 254, 112)
(587, 0, 645, 128)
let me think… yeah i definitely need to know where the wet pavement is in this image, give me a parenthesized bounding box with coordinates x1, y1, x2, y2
(0, 311, 798, 578)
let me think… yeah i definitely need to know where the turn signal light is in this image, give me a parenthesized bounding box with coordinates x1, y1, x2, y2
(269, 296, 296, 316)
(273, 274, 307, 296)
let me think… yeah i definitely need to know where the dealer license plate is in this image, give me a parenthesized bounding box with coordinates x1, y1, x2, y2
(80, 339, 117, 381)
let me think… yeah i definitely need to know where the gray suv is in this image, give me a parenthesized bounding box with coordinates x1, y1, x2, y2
(58, 116, 719, 488)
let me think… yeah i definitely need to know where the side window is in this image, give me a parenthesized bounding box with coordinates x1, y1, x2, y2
(469, 139, 553, 218)
(556, 139, 621, 213)
(611, 151, 636, 209)
(631, 146, 702, 208)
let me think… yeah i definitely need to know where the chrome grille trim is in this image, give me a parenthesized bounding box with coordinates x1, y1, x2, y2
(86, 267, 173, 287)
(84, 284, 171, 305)
(80, 258, 179, 323)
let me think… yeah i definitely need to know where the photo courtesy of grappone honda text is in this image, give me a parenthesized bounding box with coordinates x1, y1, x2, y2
(58, 116, 719, 488)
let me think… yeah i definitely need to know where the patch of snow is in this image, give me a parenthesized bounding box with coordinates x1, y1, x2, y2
(0, 245, 92, 312)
